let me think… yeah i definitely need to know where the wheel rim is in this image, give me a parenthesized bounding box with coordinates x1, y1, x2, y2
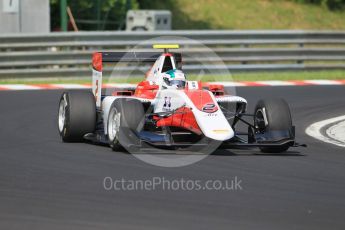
(255, 109, 266, 133)
(58, 96, 67, 132)
(108, 108, 121, 141)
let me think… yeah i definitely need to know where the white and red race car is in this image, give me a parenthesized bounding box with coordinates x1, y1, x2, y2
(58, 44, 302, 153)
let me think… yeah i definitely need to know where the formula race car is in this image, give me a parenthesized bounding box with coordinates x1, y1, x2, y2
(58, 44, 302, 154)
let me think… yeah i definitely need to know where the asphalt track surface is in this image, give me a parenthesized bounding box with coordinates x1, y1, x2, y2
(0, 86, 345, 230)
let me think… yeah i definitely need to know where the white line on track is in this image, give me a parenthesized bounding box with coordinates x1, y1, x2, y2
(49, 84, 90, 89)
(255, 81, 295, 86)
(103, 83, 136, 88)
(210, 81, 247, 87)
(327, 120, 345, 144)
(306, 115, 345, 148)
(1, 84, 42, 90)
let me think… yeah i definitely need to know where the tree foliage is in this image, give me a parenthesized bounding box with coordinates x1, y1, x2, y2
(293, 0, 345, 10)
(50, 0, 138, 31)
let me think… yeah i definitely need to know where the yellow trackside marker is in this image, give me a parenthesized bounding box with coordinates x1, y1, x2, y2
(153, 44, 180, 49)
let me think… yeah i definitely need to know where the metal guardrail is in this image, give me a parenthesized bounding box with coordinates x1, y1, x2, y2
(0, 30, 344, 78)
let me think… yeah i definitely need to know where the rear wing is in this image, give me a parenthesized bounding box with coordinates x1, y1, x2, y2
(92, 52, 182, 107)
(93, 52, 182, 64)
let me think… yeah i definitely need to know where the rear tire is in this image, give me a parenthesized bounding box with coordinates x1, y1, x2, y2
(58, 91, 96, 142)
(254, 98, 293, 153)
(107, 99, 145, 151)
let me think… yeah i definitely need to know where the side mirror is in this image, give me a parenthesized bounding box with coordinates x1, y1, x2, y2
(137, 81, 159, 90)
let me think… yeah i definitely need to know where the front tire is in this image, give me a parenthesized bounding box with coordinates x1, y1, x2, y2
(254, 98, 293, 153)
(107, 98, 145, 151)
(58, 91, 96, 142)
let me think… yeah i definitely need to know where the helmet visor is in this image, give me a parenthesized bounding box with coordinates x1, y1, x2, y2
(167, 80, 186, 88)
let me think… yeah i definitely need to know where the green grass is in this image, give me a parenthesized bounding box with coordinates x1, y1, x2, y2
(231, 70, 345, 81)
(0, 71, 344, 84)
(141, 0, 345, 30)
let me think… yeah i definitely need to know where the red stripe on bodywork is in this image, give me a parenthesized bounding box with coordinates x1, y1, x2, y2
(156, 107, 202, 135)
(184, 90, 218, 113)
